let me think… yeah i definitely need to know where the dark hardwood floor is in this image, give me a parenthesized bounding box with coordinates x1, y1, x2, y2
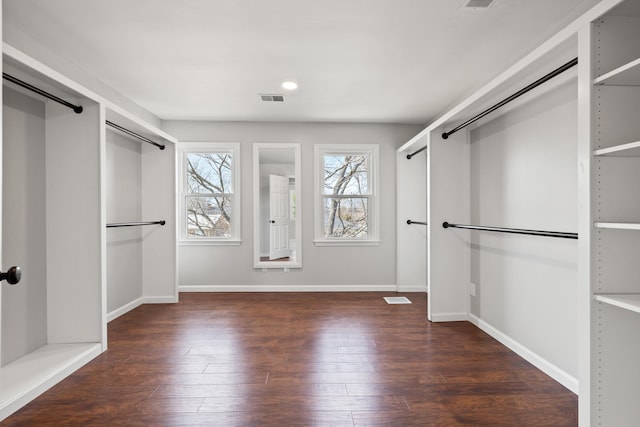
(2, 293, 577, 426)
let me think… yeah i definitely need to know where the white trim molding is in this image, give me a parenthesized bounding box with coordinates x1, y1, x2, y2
(107, 296, 178, 322)
(468, 313, 578, 394)
(314, 144, 379, 245)
(176, 142, 241, 244)
(179, 284, 398, 293)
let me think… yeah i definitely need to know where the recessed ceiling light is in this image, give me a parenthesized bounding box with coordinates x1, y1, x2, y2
(282, 81, 298, 90)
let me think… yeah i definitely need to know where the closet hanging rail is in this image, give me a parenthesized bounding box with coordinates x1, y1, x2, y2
(442, 221, 577, 239)
(106, 120, 166, 150)
(406, 144, 428, 160)
(441, 57, 578, 140)
(407, 220, 427, 225)
(3, 72, 83, 114)
(107, 220, 166, 228)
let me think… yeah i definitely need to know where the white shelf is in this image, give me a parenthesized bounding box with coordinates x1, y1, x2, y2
(595, 294, 640, 315)
(594, 57, 640, 86)
(594, 222, 640, 230)
(0, 343, 101, 421)
(594, 140, 640, 156)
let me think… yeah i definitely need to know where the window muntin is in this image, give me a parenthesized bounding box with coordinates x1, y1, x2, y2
(179, 144, 240, 243)
(315, 145, 378, 244)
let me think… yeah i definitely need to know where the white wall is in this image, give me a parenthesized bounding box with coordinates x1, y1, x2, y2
(468, 78, 579, 383)
(105, 130, 142, 313)
(140, 140, 177, 302)
(396, 148, 427, 292)
(164, 121, 422, 291)
(1, 87, 47, 365)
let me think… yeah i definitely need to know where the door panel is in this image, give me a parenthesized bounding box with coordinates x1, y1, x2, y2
(269, 174, 290, 260)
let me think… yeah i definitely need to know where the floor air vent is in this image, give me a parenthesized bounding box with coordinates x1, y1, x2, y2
(461, 0, 496, 9)
(384, 296, 412, 304)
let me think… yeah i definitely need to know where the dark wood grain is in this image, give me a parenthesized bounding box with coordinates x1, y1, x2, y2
(2, 292, 577, 426)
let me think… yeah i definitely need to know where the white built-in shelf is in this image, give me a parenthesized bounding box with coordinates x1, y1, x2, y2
(0, 343, 101, 421)
(594, 57, 640, 86)
(594, 222, 640, 230)
(594, 140, 640, 156)
(595, 294, 640, 315)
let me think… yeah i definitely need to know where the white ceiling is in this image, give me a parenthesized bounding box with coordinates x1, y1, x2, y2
(3, 0, 600, 124)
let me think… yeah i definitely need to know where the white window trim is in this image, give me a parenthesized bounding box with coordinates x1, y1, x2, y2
(177, 142, 241, 245)
(314, 144, 380, 246)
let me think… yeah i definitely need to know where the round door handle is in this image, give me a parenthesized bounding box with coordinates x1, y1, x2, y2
(269, 220, 275, 224)
(1, 266, 21, 285)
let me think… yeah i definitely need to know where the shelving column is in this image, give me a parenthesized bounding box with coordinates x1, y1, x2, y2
(584, 7, 640, 425)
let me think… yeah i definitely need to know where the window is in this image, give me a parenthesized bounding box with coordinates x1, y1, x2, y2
(314, 144, 379, 245)
(179, 143, 240, 244)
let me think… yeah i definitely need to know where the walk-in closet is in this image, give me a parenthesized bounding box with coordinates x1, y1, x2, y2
(1, 46, 104, 418)
(0, 42, 178, 419)
(104, 108, 178, 321)
(396, 0, 640, 425)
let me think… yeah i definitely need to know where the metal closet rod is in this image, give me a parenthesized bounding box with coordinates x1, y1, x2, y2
(442, 221, 578, 239)
(106, 120, 166, 150)
(440, 57, 578, 140)
(407, 220, 427, 226)
(107, 220, 166, 228)
(3, 72, 83, 114)
(406, 144, 428, 160)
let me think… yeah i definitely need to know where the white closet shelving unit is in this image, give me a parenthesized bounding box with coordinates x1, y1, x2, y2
(398, 0, 638, 423)
(579, 1, 640, 424)
(0, 42, 177, 421)
(1, 45, 105, 421)
(105, 106, 178, 319)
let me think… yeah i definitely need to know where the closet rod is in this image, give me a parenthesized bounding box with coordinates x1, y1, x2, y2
(2, 72, 83, 114)
(407, 220, 427, 226)
(406, 144, 428, 160)
(106, 120, 166, 150)
(441, 57, 578, 140)
(107, 220, 166, 228)
(442, 221, 577, 239)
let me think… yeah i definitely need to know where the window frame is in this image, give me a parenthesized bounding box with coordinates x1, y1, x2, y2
(178, 142, 241, 245)
(314, 144, 379, 246)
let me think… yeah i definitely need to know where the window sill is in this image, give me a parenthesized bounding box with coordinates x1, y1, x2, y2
(178, 239, 241, 246)
(313, 239, 380, 247)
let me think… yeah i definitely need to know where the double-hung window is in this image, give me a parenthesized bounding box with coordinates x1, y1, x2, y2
(314, 144, 379, 245)
(178, 143, 240, 244)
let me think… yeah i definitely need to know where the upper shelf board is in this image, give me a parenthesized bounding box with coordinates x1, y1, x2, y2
(594, 57, 640, 86)
(595, 293, 640, 315)
(594, 140, 640, 156)
(594, 222, 640, 230)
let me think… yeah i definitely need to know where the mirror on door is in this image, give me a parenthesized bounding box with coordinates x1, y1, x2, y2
(253, 143, 302, 269)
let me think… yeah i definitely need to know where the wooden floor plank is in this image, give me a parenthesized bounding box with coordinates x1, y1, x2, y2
(2, 292, 577, 426)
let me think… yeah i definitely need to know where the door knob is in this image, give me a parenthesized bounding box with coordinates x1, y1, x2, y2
(270, 220, 275, 224)
(1, 266, 21, 285)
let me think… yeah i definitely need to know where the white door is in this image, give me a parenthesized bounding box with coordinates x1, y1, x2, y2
(269, 174, 290, 260)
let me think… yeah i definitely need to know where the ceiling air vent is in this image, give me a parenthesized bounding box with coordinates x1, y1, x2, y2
(260, 94, 285, 102)
(461, 0, 496, 10)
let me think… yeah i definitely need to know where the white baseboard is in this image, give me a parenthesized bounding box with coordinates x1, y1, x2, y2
(107, 298, 144, 322)
(468, 313, 578, 394)
(429, 312, 468, 322)
(107, 296, 178, 323)
(396, 285, 427, 293)
(142, 296, 179, 304)
(0, 343, 102, 421)
(179, 284, 398, 293)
